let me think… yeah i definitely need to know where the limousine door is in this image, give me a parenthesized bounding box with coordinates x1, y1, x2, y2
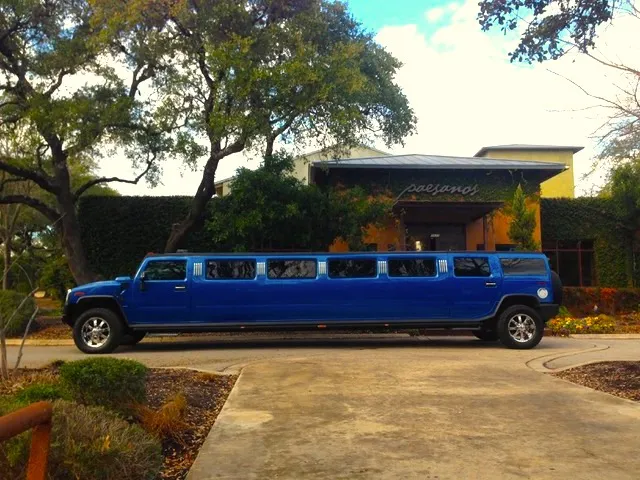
(128, 258, 191, 325)
(449, 255, 502, 320)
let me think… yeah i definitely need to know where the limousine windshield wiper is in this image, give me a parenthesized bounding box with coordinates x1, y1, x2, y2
(62, 251, 563, 353)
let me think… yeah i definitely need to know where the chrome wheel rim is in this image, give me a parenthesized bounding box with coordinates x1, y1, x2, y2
(507, 314, 536, 343)
(81, 317, 110, 348)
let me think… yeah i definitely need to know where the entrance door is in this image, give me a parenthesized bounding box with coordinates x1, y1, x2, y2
(405, 223, 466, 251)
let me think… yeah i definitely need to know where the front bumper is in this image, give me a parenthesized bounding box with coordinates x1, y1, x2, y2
(540, 304, 560, 322)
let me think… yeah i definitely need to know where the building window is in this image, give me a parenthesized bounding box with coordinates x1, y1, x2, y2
(453, 257, 491, 277)
(388, 258, 437, 277)
(267, 259, 317, 279)
(206, 260, 256, 280)
(543, 240, 594, 286)
(328, 259, 377, 278)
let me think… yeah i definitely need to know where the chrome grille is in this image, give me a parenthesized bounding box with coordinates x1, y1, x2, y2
(378, 260, 387, 275)
(193, 262, 203, 277)
(318, 261, 327, 276)
(438, 259, 448, 273)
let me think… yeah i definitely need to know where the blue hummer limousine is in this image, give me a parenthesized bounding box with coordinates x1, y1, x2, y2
(63, 251, 562, 353)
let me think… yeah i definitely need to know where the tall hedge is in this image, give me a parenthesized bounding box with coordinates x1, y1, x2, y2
(78, 196, 216, 278)
(540, 197, 631, 287)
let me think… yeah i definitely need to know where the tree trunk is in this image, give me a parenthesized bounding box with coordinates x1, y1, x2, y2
(3, 237, 11, 290)
(165, 157, 219, 252)
(56, 193, 97, 285)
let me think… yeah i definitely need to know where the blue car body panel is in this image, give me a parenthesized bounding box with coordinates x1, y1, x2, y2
(64, 251, 560, 330)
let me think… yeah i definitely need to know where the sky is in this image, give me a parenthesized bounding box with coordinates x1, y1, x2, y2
(103, 0, 639, 197)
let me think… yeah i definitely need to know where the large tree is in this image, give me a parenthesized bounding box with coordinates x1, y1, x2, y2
(478, 1, 639, 172)
(206, 152, 392, 251)
(116, 0, 415, 252)
(0, 0, 171, 284)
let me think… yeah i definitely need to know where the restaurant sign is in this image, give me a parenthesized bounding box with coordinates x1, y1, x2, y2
(396, 183, 480, 201)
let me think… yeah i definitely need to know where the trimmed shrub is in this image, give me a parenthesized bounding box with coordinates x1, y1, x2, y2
(0, 290, 36, 336)
(59, 358, 147, 413)
(14, 383, 69, 404)
(1, 400, 162, 480)
(563, 287, 640, 316)
(548, 315, 616, 336)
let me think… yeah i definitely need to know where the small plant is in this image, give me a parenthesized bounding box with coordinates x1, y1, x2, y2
(14, 382, 69, 403)
(59, 358, 147, 413)
(134, 392, 188, 442)
(548, 315, 616, 336)
(507, 184, 539, 251)
(1, 400, 162, 480)
(0, 290, 36, 337)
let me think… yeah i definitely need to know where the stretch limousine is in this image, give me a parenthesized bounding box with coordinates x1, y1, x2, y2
(63, 251, 562, 353)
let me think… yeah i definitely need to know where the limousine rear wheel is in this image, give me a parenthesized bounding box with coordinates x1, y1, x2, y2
(497, 305, 543, 349)
(73, 308, 123, 354)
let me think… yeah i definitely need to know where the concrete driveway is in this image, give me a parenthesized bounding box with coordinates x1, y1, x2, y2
(5, 336, 640, 479)
(183, 338, 640, 480)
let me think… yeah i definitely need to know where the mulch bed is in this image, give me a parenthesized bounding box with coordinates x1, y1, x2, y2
(146, 369, 236, 480)
(553, 361, 640, 402)
(1, 366, 237, 480)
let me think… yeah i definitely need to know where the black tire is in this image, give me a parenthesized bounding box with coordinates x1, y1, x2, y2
(121, 331, 146, 346)
(551, 270, 563, 305)
(73, 308, 123, 354)
(497, 305, 544, 349)
(472, 329, 499, 341)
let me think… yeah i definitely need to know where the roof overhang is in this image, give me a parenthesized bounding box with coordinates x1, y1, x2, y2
(474, 144, 584, 157)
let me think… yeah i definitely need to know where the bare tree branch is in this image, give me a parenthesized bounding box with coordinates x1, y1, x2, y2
(0, 156, 56, 192)
(73, 152, 157, 199)
(0, 194, 58, 221)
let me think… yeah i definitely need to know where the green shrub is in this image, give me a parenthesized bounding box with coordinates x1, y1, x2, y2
(1, 400, 162, 480)
(14, 383, 69, 404)
(39, 255, 75, 301)
(59, 358, 147, 413)
(0, 290, 36, 336)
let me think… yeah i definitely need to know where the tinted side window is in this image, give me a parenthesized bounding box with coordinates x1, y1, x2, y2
(206, 260, 256, 279)
(501, 258, 547, 276)
(328, 259, 377, 278)
(454, 257, 491, 277)
(388, 258, 436, 277)
(268, 260, 317, 279)
(143, 260, 187, 281)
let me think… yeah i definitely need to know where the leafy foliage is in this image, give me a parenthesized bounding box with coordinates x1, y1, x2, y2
(206, 153, 392, 251)
(541, 197, 631, 287)
(0, 400, 162, 480)
(14, 382, 70, 404)
(562, 286, 640, 316)
(0, 290, 36, 336)
(548, 314, 616, 335)
(38, 255, 76, 301)
(477, 0, 617, 62)
(59, 358, 148, 414)
(506, 184, 539, 250)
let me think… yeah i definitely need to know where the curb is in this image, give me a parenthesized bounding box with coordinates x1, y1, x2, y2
(525, 342, 610, 373)
(4, 332, 412, 347)
(569, 334, 640, 339)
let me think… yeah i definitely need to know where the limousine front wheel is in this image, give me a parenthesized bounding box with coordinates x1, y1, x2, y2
(73, 308, 123, 354)
(497, 305, 543, 349)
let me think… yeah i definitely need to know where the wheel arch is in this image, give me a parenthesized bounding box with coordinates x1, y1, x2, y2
(70, 296, 129, 327)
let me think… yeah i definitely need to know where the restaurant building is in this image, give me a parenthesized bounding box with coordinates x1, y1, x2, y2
(215, 144, 589, 282)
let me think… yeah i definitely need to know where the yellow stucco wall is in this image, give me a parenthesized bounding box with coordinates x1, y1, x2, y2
(479, 149, 575, 198)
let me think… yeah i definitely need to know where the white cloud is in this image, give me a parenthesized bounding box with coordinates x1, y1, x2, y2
(104, 0, 638, 197)
(374, 0, 639, 195)
(425, 7, 446, 23)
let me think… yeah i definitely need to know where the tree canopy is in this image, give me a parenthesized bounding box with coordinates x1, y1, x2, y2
(477, 0, 623, 63)
(206, 153, 392, 251)
(507, 184, 539, 251)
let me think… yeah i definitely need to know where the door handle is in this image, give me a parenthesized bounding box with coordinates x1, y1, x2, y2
(485, 281, 497, 287)
(174, 285, 187, 291)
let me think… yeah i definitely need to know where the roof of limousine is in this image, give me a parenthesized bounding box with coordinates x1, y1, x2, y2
(146, 251, 546, 257)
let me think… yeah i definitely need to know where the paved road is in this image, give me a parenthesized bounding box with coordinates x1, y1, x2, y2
(7, 336, 640, 479)
(5, 335, 600, 373)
